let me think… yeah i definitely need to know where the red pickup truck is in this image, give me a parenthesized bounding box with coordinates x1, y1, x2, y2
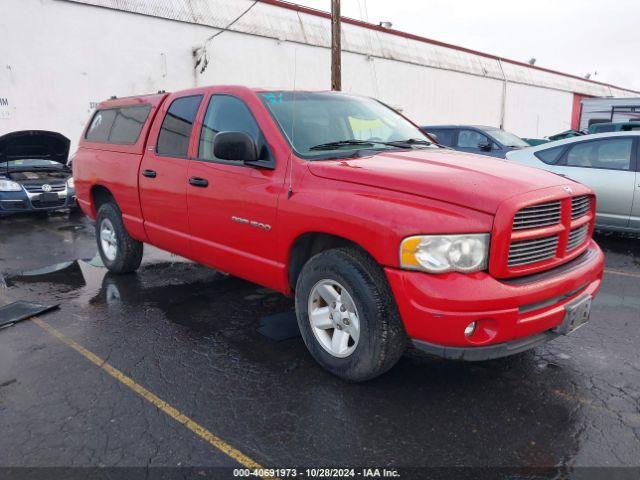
(74, 86, 604, 381)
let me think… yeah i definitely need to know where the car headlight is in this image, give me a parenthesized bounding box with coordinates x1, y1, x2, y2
(66, 177, 75, 189)
(0, 179, 22, 192)
(400, 234, 490, 273)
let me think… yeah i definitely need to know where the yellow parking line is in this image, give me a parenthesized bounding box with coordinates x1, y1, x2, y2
(604, 269, 640, 279)
(32, 317, 267, 473)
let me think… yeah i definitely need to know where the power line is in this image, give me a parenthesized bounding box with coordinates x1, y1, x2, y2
(194, 0, 259, 74)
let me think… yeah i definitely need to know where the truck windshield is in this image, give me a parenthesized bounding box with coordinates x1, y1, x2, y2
(259, 91, 434, 158)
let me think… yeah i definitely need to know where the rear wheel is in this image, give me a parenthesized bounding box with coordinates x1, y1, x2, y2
(96, 202, 143, 274)
(295, 247, 407, 381)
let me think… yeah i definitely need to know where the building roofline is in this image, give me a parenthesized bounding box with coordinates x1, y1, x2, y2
(259, 0, 640, 95)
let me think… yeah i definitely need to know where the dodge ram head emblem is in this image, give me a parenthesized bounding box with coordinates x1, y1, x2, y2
(563, 186, 573, 194)
(42, 184, 52, 192)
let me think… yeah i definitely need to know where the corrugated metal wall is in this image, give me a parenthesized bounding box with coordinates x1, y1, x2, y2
(63, 0, 637, 97)
(0, 0, 637, 147)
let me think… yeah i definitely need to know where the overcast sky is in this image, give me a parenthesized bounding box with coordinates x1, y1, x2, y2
(293, 0, 640, 91)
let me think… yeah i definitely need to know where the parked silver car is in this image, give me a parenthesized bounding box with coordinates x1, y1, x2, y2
(506, 131, 640, 233)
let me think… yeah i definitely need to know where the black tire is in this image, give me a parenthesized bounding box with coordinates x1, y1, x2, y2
(96, 202, 143, 274)
(295, 247, 407, 382)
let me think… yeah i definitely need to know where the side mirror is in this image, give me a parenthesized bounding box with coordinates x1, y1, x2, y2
(213, 131, 258, 162)
(478, 141, 493, 151)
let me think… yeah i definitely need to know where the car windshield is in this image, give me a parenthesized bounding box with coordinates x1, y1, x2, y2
(259, 91, 434, 158)
(485, 129, 529, 148)
(0, 159, 64, 169)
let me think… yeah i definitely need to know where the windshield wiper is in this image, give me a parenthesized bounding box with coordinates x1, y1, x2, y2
(310, 139, 434, 152)
(309, 140, 381, 151)
(386, 138, 433, 147)
(309, 137, 441, 154)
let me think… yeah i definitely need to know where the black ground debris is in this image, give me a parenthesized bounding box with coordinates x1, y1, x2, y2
(0, 301, 59, 329)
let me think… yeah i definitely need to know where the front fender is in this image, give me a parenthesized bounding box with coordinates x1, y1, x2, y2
(277, 174, 494, 269)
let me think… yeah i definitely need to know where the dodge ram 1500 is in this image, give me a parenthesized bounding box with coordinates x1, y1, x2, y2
(74, 86, 604, 381)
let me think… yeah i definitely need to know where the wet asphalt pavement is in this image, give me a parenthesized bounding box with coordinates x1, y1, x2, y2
(0, 211, 639, 477)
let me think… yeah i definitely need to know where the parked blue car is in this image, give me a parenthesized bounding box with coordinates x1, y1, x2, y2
(0, 130, 76, 216)
(421, 125, 530, 158)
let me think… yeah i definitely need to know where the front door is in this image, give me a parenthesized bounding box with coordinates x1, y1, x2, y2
(186, 93, 284, 289)
(139, 94, 203, 257)
(552, 137, 637, 228)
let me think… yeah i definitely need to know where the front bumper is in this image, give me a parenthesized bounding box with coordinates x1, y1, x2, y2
(0, 187, 76, 214)
(385, 240, 604, 358)
(413, 331, 558, 361)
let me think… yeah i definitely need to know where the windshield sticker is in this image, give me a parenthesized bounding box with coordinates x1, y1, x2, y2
(261, 92, 283, 105)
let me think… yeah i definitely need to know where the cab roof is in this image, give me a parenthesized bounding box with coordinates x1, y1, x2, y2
(95, 86, 352, 109)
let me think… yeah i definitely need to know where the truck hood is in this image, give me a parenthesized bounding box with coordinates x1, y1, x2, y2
(0, 130, 70, 164)
(307, 149, 570, 214)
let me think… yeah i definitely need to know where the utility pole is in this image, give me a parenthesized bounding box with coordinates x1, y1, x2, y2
(331, 0, 341, 91)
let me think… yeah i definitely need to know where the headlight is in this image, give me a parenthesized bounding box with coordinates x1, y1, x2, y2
(400, 234, 490, 273)
(0, 179, 22, 192)
(66, 177, 75, 189)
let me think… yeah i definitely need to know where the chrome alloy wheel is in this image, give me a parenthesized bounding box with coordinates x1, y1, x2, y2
(100, 218, 118, 262)
(308, 279, 361, 358)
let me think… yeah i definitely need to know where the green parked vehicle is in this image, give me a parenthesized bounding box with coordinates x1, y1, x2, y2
(588, 122, 640, 134)
(522, 137, 549, 146)
(523, 129, 585, 146)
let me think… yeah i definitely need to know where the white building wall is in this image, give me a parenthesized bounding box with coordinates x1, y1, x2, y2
(1, 0, 638, 151)
(504, 83, 574, 138)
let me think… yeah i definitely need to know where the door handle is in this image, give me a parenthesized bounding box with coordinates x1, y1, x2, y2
(142, 169, 157, 178)
(189, 177, 209, 188)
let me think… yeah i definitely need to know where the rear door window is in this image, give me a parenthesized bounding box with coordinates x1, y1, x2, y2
(565, 138, 633, 171)
(156, 95, 203, 158)
(85, 105, 152, 144)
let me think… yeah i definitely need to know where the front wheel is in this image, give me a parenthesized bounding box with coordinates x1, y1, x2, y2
(295, 247, 407, 382)
(96, 202, 143, 274)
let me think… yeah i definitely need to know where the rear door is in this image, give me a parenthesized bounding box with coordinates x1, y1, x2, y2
(186, 93, 284, 289)
(139, 93, 204, 257)
(552, 137, 636, 228)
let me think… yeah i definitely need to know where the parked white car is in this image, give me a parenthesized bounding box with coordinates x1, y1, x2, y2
(506, 131, 640, 233)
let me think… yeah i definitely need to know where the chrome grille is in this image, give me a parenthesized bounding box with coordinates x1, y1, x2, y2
(571, 195, 591, 219)
(508, 235, 559, 267)
(513, 201, 561, 231)
(23, 183, 66, 193)
(567, 225, 588, 251)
